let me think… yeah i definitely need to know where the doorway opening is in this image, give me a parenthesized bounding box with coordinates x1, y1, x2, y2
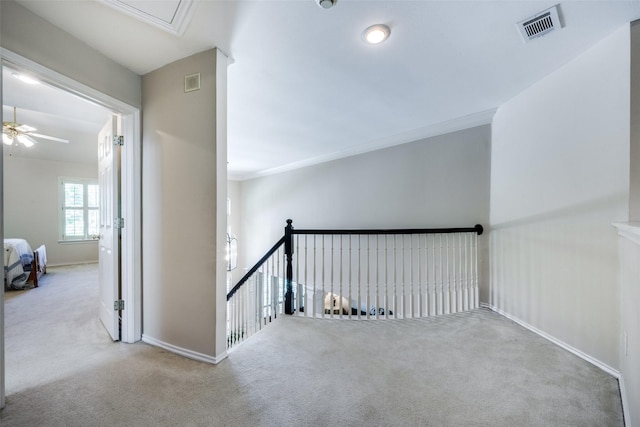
(1, 49, 141, 403)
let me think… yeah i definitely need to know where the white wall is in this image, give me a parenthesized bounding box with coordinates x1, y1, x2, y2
(490, 25, 630, 371)
(142, 49, 227, 363)
(238, 125, 491, 294)
(3, 155, 98, 265)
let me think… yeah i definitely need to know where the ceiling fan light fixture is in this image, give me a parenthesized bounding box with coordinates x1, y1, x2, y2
(17, 134, 34, 147)
(3, 106, 68, 146)
(363, 24, 390, 44)
(12, 73, 40, 85)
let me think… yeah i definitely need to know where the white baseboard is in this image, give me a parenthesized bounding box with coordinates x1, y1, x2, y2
(482, 303, 630, 427)
(47, 260, 99, 267)
(142, 334, 228, 365)
(479, 303, 621, 378)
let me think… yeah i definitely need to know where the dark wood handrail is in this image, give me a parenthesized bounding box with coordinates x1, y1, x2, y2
(226, 236, 286, 301)
(226, 221, 483, 304)
(291, 224, 483, 236)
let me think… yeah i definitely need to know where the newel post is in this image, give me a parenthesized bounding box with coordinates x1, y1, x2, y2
(284, 219, 295, 314)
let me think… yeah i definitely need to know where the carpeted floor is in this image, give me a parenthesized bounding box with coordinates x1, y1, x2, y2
(1, 264, 624, 426)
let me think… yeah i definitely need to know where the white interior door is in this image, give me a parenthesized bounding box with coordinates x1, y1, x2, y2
(98, 115, 120, 341)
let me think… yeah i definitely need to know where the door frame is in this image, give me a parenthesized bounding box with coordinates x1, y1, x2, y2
(0, 49, 142, 358)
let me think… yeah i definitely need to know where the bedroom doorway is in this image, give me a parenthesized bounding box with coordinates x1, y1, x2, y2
(1, 49, 141, 362)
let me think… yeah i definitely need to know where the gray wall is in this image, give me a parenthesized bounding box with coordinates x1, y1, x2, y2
(238, 125, 491, 297)
(0, 1, 141, 109)
(489, 25, 630, 371)
(620, 20, 640, 426)
(3, 155, 98, 265)
(631, 21, 640, 222)
(142, 49, 226, 361)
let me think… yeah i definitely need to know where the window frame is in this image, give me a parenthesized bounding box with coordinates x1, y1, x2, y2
(58, 177, 100, 243)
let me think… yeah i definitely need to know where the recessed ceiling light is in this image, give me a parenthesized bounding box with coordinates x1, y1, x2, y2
(317, 0, 336, 9)
(362, 24, 390, 45)
(12, 72, 40, 85)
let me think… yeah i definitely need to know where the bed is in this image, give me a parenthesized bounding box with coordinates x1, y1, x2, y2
(4, 239, 47, 290)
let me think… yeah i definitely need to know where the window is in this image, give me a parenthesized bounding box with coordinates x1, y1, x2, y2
(59, 178, 99, 241)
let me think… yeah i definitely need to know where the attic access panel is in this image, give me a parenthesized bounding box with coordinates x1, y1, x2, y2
(101, 0, 195, 35)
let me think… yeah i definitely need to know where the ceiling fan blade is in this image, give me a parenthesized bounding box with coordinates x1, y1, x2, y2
(16, 134, 36, 147)
(30, 133, 70, 144)
(16, 124, 37, 133)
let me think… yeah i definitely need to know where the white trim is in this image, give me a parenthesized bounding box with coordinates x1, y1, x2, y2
(47, 261, 99, 268)
(120, 110, 142, 343)
(480, 303, 621, 378)
(100, 0, 196, 36)
(0, 63, 4, 409)
(1, 48, 142, 347)
(612, 222, 640, 246)
(142, 334, 228, 365)
(215, 49, 230, 358)
(1, 48, 136, 115)
(612, 222, 635, 427)
(58, 177, 99, 242)
(618, 375, 631, 427)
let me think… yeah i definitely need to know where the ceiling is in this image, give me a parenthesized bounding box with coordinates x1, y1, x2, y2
(2, 67, 112, 164)
(6, 0, 640, 179)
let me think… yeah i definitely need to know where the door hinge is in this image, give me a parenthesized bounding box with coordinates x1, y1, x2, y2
(114, 300, 125, 311)
(113, 135, 124, 146)
(115, 218, 125, 229)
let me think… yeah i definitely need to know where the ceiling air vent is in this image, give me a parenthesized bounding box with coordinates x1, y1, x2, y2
(517, 5, 562, 43)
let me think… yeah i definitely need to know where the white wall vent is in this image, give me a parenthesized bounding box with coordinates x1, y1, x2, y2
(517, 5, 562, 42)
(184, 73, 201, 93)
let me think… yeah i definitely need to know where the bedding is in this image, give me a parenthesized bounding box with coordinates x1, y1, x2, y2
(4, 238, 35, 290)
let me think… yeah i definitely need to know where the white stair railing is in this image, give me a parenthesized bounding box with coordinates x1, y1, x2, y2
(227, 237, 286, 349)
(291, 227, 482, 320)
(226, 221, 483, 350)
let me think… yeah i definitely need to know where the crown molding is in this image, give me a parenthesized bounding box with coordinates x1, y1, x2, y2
(231, 108, 497, 181)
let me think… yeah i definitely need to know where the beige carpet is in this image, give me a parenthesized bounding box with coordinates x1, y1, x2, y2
(1, 264, 624, 426)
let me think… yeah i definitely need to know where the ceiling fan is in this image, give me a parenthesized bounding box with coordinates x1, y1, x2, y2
(3, 106, 69, 147)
